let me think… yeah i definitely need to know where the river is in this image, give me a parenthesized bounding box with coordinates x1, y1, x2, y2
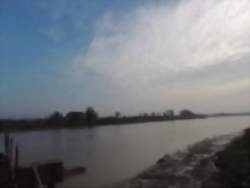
(0, 116, 250, 188)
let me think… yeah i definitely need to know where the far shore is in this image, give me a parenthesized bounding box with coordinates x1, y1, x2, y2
(0, 112, 250, 133)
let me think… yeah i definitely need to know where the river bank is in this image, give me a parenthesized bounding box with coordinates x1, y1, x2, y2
(109, 128, 250, 188)
(0, 115, 206, 133)
(1, 110, 250, 133)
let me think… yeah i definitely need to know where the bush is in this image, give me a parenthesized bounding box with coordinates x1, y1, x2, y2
(215, 128, 250, 188)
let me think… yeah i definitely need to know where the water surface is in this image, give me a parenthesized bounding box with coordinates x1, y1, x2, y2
(0, 116, 250, 188)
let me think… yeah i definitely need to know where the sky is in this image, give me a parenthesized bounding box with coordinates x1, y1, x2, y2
(0, 0, 250, 118)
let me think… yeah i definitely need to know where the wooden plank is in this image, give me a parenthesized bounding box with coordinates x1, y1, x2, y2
(36, 161, 64, 184)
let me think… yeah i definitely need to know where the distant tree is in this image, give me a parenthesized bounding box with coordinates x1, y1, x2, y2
(156, 113, 161, 117)
(47, 112, 64, 125)
(85, 107, 98, 124)
(115, 112, 121, 118)
(164, 110, 175, 119)
(138, 113, 143, 117)
(65, 111, 85, 125)
(179, 109, 195, 118)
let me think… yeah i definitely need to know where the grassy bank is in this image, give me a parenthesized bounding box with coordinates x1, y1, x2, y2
(215, 128, 250, 188)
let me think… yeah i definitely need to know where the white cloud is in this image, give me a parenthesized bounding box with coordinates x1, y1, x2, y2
(71, 0, 250, 114)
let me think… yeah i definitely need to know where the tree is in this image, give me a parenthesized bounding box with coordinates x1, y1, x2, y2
(65, 111, 85, 125)
(179, 109, 195, 118)
(115, 112, 121, 118)
(47, 112, 64, 125)
(164, 110, 175, 119)
(85, 107, 98, 124)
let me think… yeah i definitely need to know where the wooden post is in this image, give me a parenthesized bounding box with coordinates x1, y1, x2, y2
(4, 133, 10, 157)
(15, 146, 19, 171)
(32, 166, 45, 188)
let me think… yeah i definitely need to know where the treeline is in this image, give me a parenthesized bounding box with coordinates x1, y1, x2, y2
(97, 109, 206, 125)
(0, 108, 206, 132)
(46, 107, 99, 126)
(46, 108, 206, 126)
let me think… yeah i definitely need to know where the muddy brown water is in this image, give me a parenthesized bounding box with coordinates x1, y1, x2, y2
(0, 116, 249, 188)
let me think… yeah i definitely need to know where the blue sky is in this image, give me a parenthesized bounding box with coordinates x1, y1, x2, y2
(0, 0, 149, 118)
(0, 0, 250, 118)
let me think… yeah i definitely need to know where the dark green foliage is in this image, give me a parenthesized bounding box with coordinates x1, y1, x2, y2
(85, 107, 98, 124)
(215, 128, 250, 188)
(46, 112, 64, 125)
(179, 109, 206, 119)
(0, 109, 208, 132)
(115, 112, 121, 118)
(179, 109, 195, 118)
(65, 112, 85, 125)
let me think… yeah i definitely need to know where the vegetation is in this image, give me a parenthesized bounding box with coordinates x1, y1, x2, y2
(215, 128, 250, 188)
(0, 108, 207, 132)
(1, 107, 250, 133)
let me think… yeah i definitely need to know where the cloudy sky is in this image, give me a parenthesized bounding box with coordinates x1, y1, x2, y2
(0, 0, 250, 118)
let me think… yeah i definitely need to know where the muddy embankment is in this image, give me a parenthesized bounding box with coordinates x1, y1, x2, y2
(108, 131, 244, 188)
